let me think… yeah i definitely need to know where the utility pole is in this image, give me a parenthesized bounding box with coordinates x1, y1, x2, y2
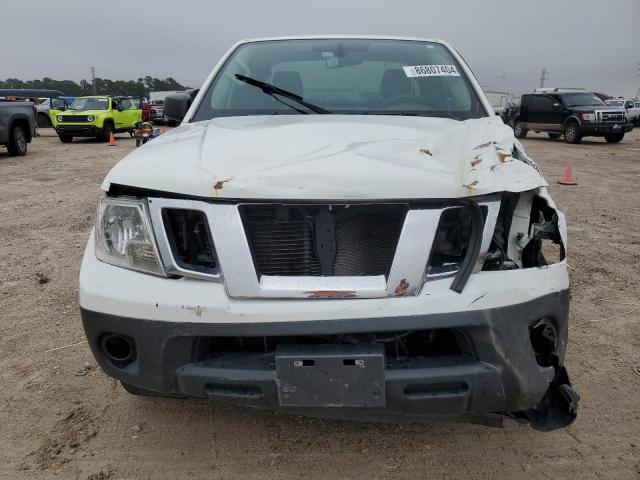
(501, 75, 506, 93)
(539, 68, 548, 89)
(90, 66, 96, 95)
(635, 63, 640, 99)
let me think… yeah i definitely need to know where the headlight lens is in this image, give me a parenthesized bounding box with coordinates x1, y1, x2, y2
(87, 115, 94, 121)
(581, 113, 596, 121)
(95, 197, 165, 275)
(57, 115, 63, 122)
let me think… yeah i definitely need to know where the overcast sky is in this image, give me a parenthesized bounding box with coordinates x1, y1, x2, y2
(1, 0, 639, 97)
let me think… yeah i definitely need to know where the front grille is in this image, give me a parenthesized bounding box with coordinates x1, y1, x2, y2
(600, 111, 625, 123)
(240, 204, 406, 277)
(59, 115, 90, 122)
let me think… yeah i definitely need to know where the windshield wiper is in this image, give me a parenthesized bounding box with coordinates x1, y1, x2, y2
(234, 74, 330, 114)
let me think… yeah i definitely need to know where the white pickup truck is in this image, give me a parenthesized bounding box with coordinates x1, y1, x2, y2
(605, 98, 640, 125)
(79, 36, 578, 430)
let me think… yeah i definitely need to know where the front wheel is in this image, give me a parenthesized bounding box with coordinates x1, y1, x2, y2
(58, 134, 73, 143)
(548, 133, 561, 139)
(7, 124, 28, 156)
(102, 122, 114, 142)
(37, 114, 52, 128)
(564, 122, 582, 144)
(513, 121, 528, 139)
(604, 133, 624, 143)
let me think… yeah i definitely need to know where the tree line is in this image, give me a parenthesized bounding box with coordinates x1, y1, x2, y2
(0, 76, 188, 98)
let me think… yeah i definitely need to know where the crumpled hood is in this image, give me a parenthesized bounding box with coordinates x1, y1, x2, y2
(103, 114, 546, 200)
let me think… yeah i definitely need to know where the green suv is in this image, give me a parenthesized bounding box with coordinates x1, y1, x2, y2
(51, 96, 142, 143)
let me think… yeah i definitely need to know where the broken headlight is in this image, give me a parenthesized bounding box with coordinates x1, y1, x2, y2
(425, 206, 472, 278)
(95, 197, 165, 275)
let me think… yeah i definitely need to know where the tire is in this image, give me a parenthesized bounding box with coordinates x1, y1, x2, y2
(37, 113, 52, 128)
(513, 120, 528, 139)
(548, 133, 561, 139)
(58, 134, 73, 143)
(7, 124, 28, 156)
(564, 121, 581, 144)
(604, 133, 624, 143)
(102, 121, 114, 142)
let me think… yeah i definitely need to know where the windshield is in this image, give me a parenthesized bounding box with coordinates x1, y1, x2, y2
(69, 97, 109, 110)
(563, 93, 605, 107)
(192, 39, 486, 121)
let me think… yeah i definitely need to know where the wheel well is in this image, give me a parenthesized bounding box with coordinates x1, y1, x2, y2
(11, 119, 32, 142)
(563, 117, 580, 128)
(102, 118, 114, 128)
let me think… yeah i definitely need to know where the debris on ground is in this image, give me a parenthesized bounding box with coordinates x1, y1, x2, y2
(36, 272, 49, 284)
(75, 363, 92, 376)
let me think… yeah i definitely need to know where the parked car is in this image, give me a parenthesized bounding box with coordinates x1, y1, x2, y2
(80, 36, 578, 431)
(51, 95, 142, 142)
(149, 103, 164, 123)
(0, 99, 37, 156)
(605, 98, 640, 125)
(35, 96, 75, 127)
(512, 90, 634, 143)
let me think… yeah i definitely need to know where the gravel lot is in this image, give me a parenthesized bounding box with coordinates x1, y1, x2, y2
(1, 127, 639, 479)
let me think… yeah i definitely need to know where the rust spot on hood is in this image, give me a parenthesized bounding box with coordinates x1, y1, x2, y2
(420, 148, 433, 156)
(463, 179, 479, 190)
(213, 177, 234, 196)
(394, 279, 410, 297)
(497, 151, 512, 163)
(306, 290, 356, 299)
(470, 155, 482, 167)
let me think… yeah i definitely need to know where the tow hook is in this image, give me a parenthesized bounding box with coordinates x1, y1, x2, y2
(524, 367, 580, 431)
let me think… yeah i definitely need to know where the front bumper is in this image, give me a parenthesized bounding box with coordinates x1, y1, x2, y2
(81, 288, 577, 430)
(579, 122, 633, 135)
(79, 222, 578, 429)
(56, 125, 100, 137)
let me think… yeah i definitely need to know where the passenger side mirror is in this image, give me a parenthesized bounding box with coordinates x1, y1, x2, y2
(164, 93, 192, 122)
(553, 102, 561, 110)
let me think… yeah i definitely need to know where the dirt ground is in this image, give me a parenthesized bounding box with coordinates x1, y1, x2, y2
(1, 126, 639, 480)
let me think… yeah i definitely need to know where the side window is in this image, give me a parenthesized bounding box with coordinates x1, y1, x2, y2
(119, 98, 133, 110)
(530, 96, 554, 112)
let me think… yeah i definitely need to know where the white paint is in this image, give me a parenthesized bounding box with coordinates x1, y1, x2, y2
(102, 115, 545, 200)
(79, 230, 569, 324)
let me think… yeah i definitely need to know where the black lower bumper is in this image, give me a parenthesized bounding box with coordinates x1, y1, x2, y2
(579, 123, 633, 135)
(56, 125, 100, 137)
(80, 289, 578, 430)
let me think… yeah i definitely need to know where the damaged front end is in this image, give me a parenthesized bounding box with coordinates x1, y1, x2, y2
(85, 116, 579, 430)
(474, 187, 578, 430)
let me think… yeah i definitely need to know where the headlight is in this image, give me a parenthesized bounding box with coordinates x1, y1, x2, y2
(87, 115, 94, 121)
(57, 115, 63, 122)
(95, 197, 165, 275)
(581, 113, 596, 121)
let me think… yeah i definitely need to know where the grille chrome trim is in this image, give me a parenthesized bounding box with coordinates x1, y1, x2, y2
(147, 197, 501, 298)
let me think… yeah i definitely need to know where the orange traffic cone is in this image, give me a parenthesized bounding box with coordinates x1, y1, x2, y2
(108, 131, 116, 146)
(558, 160, 577, 185)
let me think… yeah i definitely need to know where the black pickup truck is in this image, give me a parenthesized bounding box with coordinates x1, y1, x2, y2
(510, 91, 634, 144)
